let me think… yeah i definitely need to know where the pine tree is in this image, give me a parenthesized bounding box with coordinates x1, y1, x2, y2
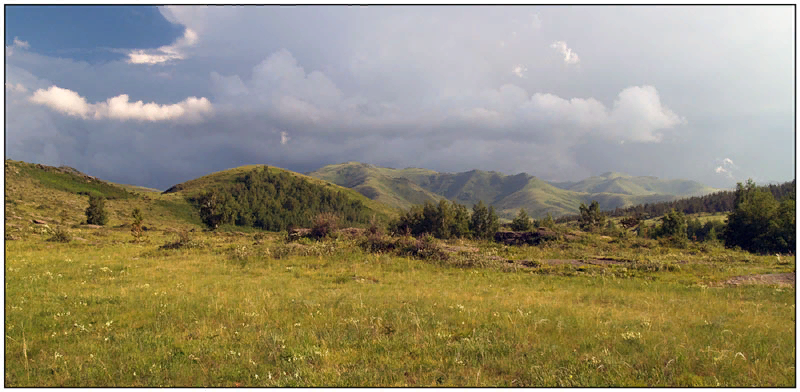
(85, 194, 108, 226)
(510, 208, 533, 231)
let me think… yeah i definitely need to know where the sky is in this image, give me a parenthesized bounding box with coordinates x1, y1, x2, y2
(4, 5, 795, 191)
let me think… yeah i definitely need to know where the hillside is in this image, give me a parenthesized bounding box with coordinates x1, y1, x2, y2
(4, 159, 204, 235)
(305, 162, 443, 211)
(309, 162, 718, 219)
(162, 163, 397, 229)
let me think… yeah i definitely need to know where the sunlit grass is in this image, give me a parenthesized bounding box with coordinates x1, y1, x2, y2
(5, 227, 794, 387)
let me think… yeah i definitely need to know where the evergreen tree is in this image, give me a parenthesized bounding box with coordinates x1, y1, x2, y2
(510, 208, 533, 231)
(85, 194, 108, 225)
(578, 201, 605, 231)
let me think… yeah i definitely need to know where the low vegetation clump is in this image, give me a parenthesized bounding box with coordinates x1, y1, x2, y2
(47, 225, 72, 242)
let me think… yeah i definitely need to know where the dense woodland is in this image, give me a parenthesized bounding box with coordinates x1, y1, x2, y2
(192, 168, 373, 231)
(557, 180, 795, 222)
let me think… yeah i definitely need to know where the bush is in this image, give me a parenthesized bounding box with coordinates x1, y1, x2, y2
(85, 194, 108, 226)
(311, 213, 339, 240)
(160, 230, 203, 250)
(48, 226, 72, 243)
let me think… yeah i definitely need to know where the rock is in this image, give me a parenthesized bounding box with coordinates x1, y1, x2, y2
(32, 219, 48, 225)
(288, 228, 312, 241)
(494, 228, 560, 246)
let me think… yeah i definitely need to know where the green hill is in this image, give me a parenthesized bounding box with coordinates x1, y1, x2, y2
(163, 163, 397, 228)
(309, 162, 719, 219)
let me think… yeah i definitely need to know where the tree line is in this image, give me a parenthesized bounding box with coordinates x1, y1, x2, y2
(557, 180, 795, 223)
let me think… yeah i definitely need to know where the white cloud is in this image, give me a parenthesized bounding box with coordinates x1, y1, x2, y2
(29, 85, 212, 122)
(550, 41, 580, 65)
(280, 131, 291, 145)
(127, 28, 199, 65)
(512, 64, 528, 78)
(13, 37, 30, 49)
(714, 157, 737, 179)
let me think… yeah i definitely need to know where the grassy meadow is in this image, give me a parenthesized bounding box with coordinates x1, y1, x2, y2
(3, 159, 796, 387)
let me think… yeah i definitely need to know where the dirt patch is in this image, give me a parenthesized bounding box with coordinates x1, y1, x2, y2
(723, 273, 795, 286)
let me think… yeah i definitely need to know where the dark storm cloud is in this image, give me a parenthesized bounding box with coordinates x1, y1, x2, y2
(5, 6, 794, 190)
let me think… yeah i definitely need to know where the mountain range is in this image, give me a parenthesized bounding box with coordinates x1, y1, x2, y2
(307, 162, 719, 219)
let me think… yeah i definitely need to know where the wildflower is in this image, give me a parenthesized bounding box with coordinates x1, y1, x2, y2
(105, 320, 113, 327)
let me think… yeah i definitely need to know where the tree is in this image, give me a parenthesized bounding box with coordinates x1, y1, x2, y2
(131, 207, 144, 241)
(469, 201, 499, 239)
(510, 208, 533, 231)
(578, 201, 605, 231)
(724, 179, 795, 254)
(656, 209, 687, 238)
(540, 213, 555, 229)
(85, 194, 108, 225)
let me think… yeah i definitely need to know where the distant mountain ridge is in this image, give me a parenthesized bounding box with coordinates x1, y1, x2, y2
(308, 162, 719, 219)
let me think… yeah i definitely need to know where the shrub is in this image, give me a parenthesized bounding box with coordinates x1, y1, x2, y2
(311, 213, 339, 240)
(48, 226, 72, 243)
(160, 230, 203, 250)
(253, 232, 267, 243)
(85, 194, 108, 225)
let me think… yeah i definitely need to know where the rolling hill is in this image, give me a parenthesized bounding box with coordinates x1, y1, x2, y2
(308, 162, 720, 219)
(4, 160, 399, 236)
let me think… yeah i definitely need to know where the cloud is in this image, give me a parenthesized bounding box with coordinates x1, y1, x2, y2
(550, 41, 580, 65)
(29, 85, 213, 122)
(512, 64, 528, 78)
(280, 131, 290, 145)
(127, 28, 198, 65)
(714, 157, 738, 179)
(5, 83, 28, 93)
(13, 37, 30, 49)
(6, 36, 31, 56)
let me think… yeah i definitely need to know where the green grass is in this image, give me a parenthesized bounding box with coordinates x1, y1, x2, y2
(5, 158, 794, 387)
(4, 228, 795, 387)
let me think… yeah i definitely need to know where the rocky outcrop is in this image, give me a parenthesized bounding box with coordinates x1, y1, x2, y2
(494, 228, 560, 246)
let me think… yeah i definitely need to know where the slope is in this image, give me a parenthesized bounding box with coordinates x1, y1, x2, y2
(307, 162, 444, 211)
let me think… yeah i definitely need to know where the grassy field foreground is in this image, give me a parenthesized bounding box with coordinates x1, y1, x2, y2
(4, 226, 795, 387)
